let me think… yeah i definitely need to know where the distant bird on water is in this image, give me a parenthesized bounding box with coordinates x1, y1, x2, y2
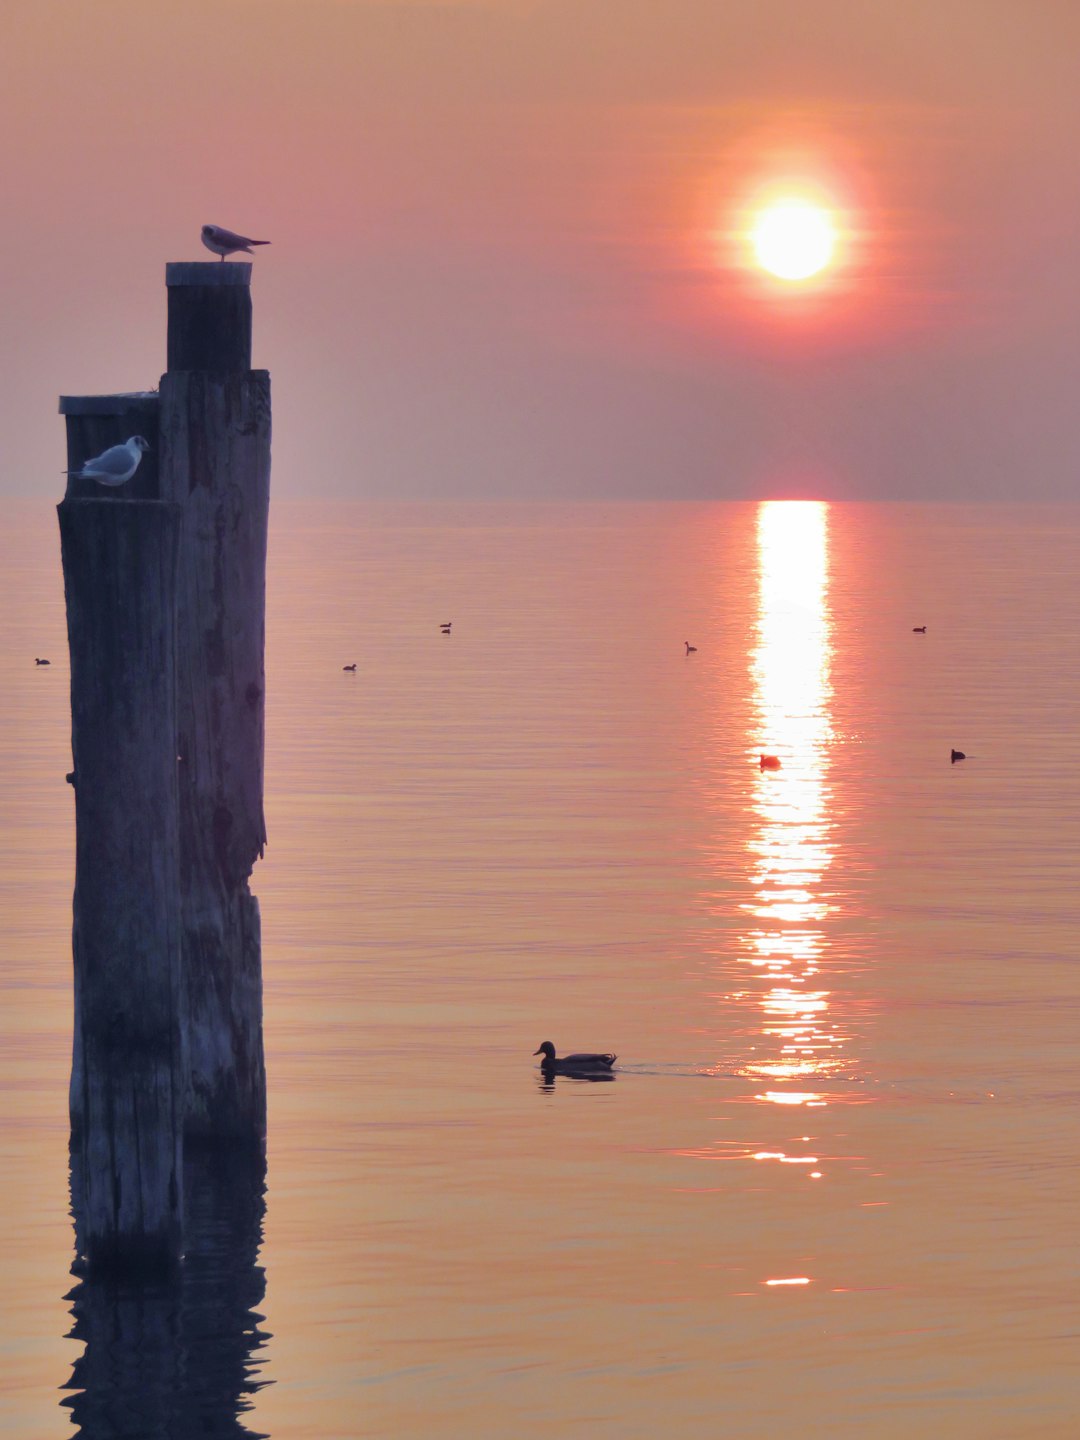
(760, 754, 781, 770)
(440, 622, 452, 633)
(533, 1041, 617, 1075)
(951, 749, 966, 763)
(913, 625, 927, 633)
(685, 641, 697, 654)
(342, 664, 357, 672)
(65, 435, 150, 487)
(34, 657, 50, 666)
(201, 224, 271, 260)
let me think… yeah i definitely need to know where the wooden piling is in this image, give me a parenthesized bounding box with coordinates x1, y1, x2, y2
(166, 261, 252, 372)
(161, 262, 271, 1142)
(59, 497, 185, 1272)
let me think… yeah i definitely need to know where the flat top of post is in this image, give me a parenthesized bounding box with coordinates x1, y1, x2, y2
(59, 392, 159, 416)
(166, 262, 252, 288)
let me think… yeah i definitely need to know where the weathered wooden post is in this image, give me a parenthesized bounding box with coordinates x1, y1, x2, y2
(58, 259, 270, 1270)
(159, 262, 270, 1143)
(58, 456, 185, 1269)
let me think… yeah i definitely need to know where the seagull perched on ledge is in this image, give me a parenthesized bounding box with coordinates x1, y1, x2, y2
(201, 224, 270, 260)
(65, 436, 150, 487)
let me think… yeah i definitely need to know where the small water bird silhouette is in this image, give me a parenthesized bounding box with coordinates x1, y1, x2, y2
(533, 1041, 616, 1075)
(951, 749, 966, 763)
(685, 641, 697, 654)
(201, 224, 270, 260)
(760, 754, 781, 770)
(440, 622, 452, 633)
(34, 657, 50, 666)
(342, 664, 357, 672)
(913, 626, 927, 633)
(65, 435, 150, 487)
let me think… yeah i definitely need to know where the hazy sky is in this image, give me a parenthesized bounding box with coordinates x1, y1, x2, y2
(3, 0, 1078, 499)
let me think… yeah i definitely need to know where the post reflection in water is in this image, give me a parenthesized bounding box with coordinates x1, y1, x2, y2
(61, 1145, 271, 1439)
(738, 500, 844, 1107)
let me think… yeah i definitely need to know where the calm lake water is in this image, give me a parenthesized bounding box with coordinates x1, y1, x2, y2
(2, 498, 1080, 1438)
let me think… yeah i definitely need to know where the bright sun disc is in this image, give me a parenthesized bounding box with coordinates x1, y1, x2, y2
(752, 201, 836, 281)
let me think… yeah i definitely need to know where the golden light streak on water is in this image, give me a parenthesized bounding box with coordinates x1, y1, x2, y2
(754, 1092, 826, 1106)
(739, 501, 845, 1101)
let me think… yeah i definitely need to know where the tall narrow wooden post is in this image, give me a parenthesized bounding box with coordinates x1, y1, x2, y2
(59, 493, 184, 1272)
(159, 262, 270, 1143)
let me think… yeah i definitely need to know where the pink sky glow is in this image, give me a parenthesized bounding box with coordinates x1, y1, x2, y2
(2, 0, 1079, 499)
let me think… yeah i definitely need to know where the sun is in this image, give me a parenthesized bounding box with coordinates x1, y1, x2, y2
(751, 200, 837, 282)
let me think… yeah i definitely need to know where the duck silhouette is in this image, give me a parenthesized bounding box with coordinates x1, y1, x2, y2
(685, 641, 697, 654)
(913, 626, 927, 633)
(760, 754, 781, 770)
(34, 657, 51, 666)
(342, 664, 357, 672)
(951, 749, 966, 763)
(533, 1041, 616, 1075)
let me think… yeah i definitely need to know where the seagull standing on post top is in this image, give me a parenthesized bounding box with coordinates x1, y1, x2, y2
(201, 224, 271, 261)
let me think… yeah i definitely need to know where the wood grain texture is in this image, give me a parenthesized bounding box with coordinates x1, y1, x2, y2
(159, 370, 271, 1140)
(166, 264, 252, 372)
(58, 498, 185, 1272)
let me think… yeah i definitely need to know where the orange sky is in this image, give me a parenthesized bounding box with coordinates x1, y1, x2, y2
(3, 0, 1079, 498)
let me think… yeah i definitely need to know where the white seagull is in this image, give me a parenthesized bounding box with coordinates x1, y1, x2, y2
(65, 436, 150, 487)
(201, 224, 271, 260)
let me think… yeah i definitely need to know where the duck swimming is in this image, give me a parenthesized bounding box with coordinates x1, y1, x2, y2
(533, 1041, 616, 1074)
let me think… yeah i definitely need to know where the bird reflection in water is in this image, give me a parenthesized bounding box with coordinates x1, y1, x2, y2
(737, 501, 846, 1104)
(61, 1143, 271, 1438)
(537, 1070, 617, 1091)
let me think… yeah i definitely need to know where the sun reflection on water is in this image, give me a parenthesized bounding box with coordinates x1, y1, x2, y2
(739, 501, 845, 1099)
